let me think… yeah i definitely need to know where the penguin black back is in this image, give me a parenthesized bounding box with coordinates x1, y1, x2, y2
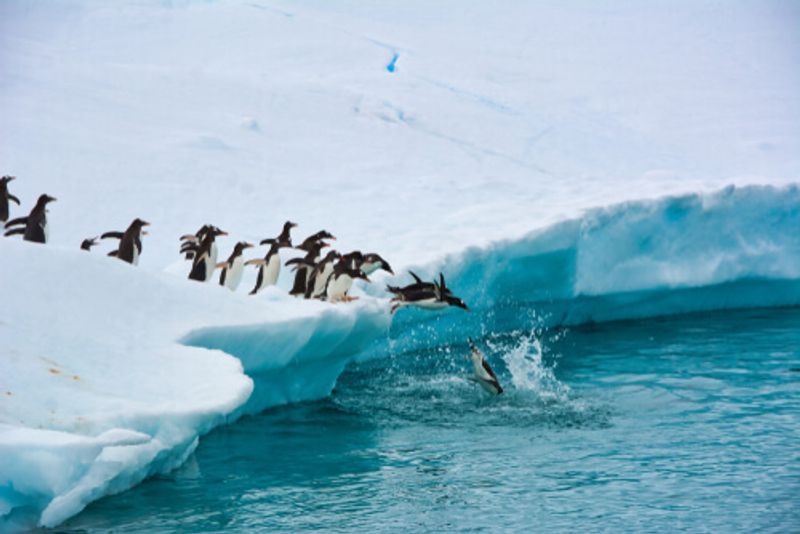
(0, 175, 20, 223)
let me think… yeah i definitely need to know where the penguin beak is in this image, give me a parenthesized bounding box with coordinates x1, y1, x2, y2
(244, 242, 254, 249)
(142, 231, 149, 236)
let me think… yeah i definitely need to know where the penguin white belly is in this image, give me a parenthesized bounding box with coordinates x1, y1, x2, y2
(204, 243, 218, 282)
(411, 298, 448, 310)
(361, 261, 380, 275)
(327, 275, 353, 302)
(42, 220, 49, 244)
(132, 245, 139, 266)
(472, 356, 502, 394)
(312, 263, 334, 298)
(264, 254, 281, 287)
(224, 257, 245, 291)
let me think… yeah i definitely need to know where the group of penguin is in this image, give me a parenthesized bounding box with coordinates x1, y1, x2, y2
(1, 175, 504, 395)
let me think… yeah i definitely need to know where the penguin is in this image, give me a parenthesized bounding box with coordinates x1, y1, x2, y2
(246, 237, 292, 295)
(0, 176, 20, 225)
(324, 261, 370, 303)
(188, 226, 228, 282)
(468, 338, 503, 395)
(80, 237, 99, 251)
(218, 241, 254, 291)
(4, 194, 56, 243)
(360, 253, 394, 276)
(387, 272, 468, 313)
(287, 236, 332, 296)
(180, 224, 224, 261)
(304, 250, 342, 299)
(274, 220, 298, 247)
(101, 218, 149, 265)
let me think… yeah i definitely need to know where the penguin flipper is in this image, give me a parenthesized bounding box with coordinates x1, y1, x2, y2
(101, 231, 124, 240)
(4, 227, 24, 237)
(8, 194, 20, 206)
(5, 216, 27, 227)
(408, 271, 424, 284)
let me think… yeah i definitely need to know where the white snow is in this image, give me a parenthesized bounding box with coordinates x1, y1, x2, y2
(1, 0, 799, 530)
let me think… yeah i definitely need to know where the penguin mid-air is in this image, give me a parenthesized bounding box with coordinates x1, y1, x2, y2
(360, 253, 394, 276)
(4, 193, 56, 243)
(387, 272, 468, 314)
(304, 250, 342, 299)
(246, 237, 293, 295)
(324, 261, 370, 303)
(0, 176, 20, 225)
(218, 241, 254, 291)
(187, 226, 228, 282)
(101, 218, 150, 265)
(80, 237, 99, 251)
(468, 338, 504, 395)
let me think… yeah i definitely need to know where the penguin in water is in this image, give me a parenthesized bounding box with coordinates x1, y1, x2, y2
(188, 226, 228, 282)
(246, 237, 293, 295)
(4, 194, 57, 243)
(80, 237, 99, 251)
(0, 176, 20, 225)
(304, 250, 342, 299)
(467, 338, 503, 395)
(387, 272, 468, 314)
(101, 218, 150, 265)
(218, 241, 254, 291)
(360, 253, 394, 276)
(324, 260, 370, 303)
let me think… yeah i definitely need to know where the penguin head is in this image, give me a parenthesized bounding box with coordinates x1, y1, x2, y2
(283, 221, 298, 231)
(445, 295, 469, 311)
(36, 194, 57, 208)
(211, 226, 228, 238)
(1, 175, 15, 184)
(233, 241, 254, 254)
(364, 253, 393, 274)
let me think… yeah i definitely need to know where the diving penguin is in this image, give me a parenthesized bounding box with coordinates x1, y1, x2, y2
(4, 193, 57, 243)
(0, 176, 20, 225)
(387, 272, 468, 314)
(468, 338, 503, 395)
(101, 218, 150, 265)
(218, 241, 254, 291)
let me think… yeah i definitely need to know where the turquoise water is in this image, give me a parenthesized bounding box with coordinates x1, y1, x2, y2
(61, 308, 800, 532)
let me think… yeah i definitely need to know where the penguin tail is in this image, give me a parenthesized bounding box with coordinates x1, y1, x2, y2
(107, 250, 119, 257)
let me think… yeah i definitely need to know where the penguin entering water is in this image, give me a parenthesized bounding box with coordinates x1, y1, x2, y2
(4, 194, 56, 243)
(218, 241, 254, 291)
(187, 226, 228, 282)
(0, 176, 20, 225)
(304, 250, 342, 299)
(101, 218, 149, 265)
(387, 272, 468, 314)
(324, 261, 370, 303)
(467, 338, 504, 395)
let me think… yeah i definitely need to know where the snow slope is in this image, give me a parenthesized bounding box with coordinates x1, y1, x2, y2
(1, 0, 799, 530)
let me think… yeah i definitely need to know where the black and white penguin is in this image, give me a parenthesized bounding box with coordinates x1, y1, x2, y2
(468, 338, 503, 395)
(304, 250, 342, 299)
(246, 237, 292, 295)
(288, 234, 333, 296)
(3, 193, 56, 243)
(324, 261, 370, 303)
(360, 253, 394, 276)
(101, 218, 150, 265)
(180, 224, 224, 261)
(80, 237, 99, 251)
(218, 241, 254, 291)
(273, 220, 298, 247)
(188, 226, 228, 282)
(0, 176, 20, 225)
(387, 272, 468, 313)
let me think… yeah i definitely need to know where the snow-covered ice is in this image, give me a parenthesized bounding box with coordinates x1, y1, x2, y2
(1, 0, 799, 530)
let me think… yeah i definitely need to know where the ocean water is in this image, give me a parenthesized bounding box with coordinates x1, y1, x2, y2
(60, 308, 800, 533)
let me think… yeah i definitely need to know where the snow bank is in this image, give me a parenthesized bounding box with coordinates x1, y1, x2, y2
(386, 185, 800, 347)
(0, 240, 390, 530)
